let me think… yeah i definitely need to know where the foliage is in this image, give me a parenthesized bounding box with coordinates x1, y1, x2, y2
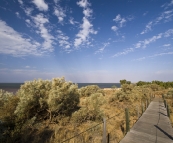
(78, 85, 104, 97)
(0, 90, 19, 143)
(111, 85, 117, 89)
(136, 80, 173, 89)
(47, 78, 79, 118)
(72, 93, 105, 123)
(120, 79, 131, 85)
(15, 77, 79, 122)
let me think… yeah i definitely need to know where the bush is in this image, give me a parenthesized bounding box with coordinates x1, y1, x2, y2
(78, 85, 104, 97)
(72, 93, 105, 123)
(15, 77, 80, 122)
(0, 90, 19, 143)
(47, 78, 79, 118)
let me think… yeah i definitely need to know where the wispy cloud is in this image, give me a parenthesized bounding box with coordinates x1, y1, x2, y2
(113, 29, 173, 57)
(149, 51, 173, 58)
(111, 14, 133, 33)
(111, 26, 118, 32)
(24, 7, 33, 16)
(54, 6, 66, 23)
(69, 17, 79, 25)
(0, 20, 43, 56)
(32, 13, 54, 51)
(161, 0, 173, 9)
(57, 30, 71, 51)
(25, 66, 30, 68)
(15, 12, 21, 18)
(18, 0, 23, 5)
(132, 51, 173, 61)
(95, 42, 110, 54)
(141, 9, 173, 34)
(32, 0, 48, 11)
(163, 44, 171, 47)
(74, 0, 97, 47)
(143, 11, 148, 16)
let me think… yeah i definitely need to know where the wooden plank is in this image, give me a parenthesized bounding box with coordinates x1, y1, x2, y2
(120, 98, 173, 143)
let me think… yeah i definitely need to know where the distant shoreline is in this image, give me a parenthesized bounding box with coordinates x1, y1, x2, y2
(0, 83, 121, 94)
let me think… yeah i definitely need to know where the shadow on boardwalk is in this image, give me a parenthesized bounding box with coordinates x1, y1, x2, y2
(120, 98, 173, 143)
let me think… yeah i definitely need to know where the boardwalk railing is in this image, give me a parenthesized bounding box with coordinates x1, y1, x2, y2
(60, 95, 155, 143)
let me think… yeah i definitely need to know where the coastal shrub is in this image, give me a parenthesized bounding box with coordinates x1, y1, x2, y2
(15, 79, 51, 122)
(72, 93, 104, 123)
(0, 90, 19, 143)
(0, 89, 13, 107)
(15, 77, 80, 122)
(47, 78, 79, 119)
(78, 85, 104, 97)
(121, 84, 134, 93)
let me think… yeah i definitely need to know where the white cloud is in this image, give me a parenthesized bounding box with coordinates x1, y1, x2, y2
(32, 0, 48, 11)
(143, 11, 148, 16)
(54, 6, 66, 23)
(69, 17, 78, 25)
(0, 20, 43, 56)
(112, 48, 134, 57)
(15, 12, 21, 18)
(140, 21, 152, 34)
(141, 10, 173, 34)
(149, 51, 173, 58)
(25, 66, 30, 68)
(25, 19, 31, 24)
(24, 8, 33, 16)
(111, 26, 118, 32)
(113, 29, 173, 57)
(32, 14, 54, 51)
(164, 29, 173, 37)
(57, 30, 71, 50)
(95, 42, 109, 54)
(83, 8, 92, 17)
(161, 0, 173, 9)
(18, 0, 23, 5)
(113, 14, 121, 22)
(54, 0, 60, 4)
(163, 44, 171, 47)
(112, 14, 132, 32)
(74, 0, 97, 47)
(133, 51, 173, 61)
(77, 0, 90, 8)
(113, 14, 127, 27)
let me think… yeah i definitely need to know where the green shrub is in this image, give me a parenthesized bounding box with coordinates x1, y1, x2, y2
(72, 93, 105, 123)
(47, 78, 79, 118)
(15, 77, 79, 122)
(78, 85, 104, 97)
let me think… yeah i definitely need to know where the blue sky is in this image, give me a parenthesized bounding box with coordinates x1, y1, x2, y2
(0, 0, 173, 83)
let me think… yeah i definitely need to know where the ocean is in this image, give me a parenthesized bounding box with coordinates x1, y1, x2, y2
(0, 83, 121, 94)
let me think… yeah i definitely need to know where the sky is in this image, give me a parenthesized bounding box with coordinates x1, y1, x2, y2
(0, 0, 173, 83)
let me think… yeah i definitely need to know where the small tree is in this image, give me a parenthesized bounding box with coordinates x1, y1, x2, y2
(120, 79, 127, 85)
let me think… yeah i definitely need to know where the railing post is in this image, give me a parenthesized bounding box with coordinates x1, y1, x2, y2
(142, 102, 144, 114)
(164, 100, 166, 108)
(103, 118, 106, 143)
(107, 133, 110, 143)
(137, 105, 139, 119)
(125, 108, 130, 133)
(167, 104, 170, 118)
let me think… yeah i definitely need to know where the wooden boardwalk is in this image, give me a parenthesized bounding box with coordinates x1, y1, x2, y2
(120, 98, 173, 143)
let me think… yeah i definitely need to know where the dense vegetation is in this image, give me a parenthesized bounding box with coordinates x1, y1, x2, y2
(0, 78, 173, 143)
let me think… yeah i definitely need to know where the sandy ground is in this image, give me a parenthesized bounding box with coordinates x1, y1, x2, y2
(103, 88, 121, 90)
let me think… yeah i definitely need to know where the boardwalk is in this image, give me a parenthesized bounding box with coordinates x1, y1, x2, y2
(120, 98, 173, 143)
